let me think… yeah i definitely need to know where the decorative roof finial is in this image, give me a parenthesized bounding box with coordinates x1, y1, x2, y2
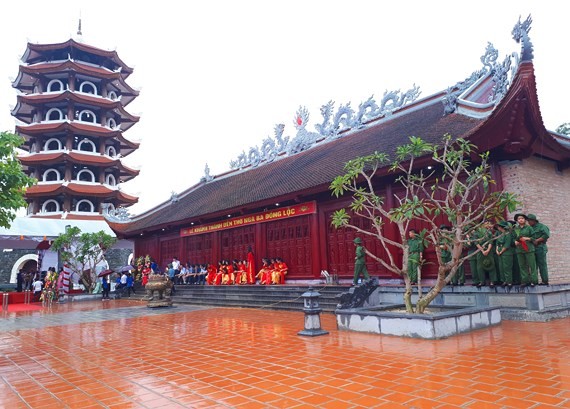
(201, 163, 213, 182)
(77, 18, 82, 36)
(511, 14, 533, 62)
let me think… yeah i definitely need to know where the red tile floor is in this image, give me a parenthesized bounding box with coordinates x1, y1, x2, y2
(1, 299, 569, 408)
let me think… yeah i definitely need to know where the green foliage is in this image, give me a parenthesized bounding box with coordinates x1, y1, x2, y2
(329, 133, 521, 313)
(0, 131, 36, 228)
(51, 226, 116, 292)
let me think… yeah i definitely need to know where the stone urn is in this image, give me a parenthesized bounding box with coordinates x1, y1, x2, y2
(145, 274, 173, 308)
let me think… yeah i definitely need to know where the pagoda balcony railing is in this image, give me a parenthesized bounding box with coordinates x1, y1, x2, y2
(25, 58, 119, 74)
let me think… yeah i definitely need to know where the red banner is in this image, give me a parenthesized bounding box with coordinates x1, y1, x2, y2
(180, 201, 317, 237)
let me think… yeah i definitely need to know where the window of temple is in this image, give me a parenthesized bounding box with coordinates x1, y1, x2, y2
(42, 169, 61, 182)
(46, 79, 64, 93)
(79, 81, 98, 95)
(77, 139, 96, 153)
(106, 174, 116, 186)
(106, 146, 117, 157)
(44, 138, 62, 151)
(77, 109, 97, 123)
(76, 199, 95, 213)
(42, 199, 60, 213)
(45, 108, 64, 121)
(108, 91, 118, 100)
(107, 118, 117, 129)
(76, 169, 96, 183)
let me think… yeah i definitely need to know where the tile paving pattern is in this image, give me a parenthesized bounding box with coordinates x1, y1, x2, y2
(0, 299, 569, 408)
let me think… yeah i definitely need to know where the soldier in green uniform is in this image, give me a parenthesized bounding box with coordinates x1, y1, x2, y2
(466, 228, 481, 287)
(352, 237, 370, 285)
(439, 224, 464, 285)
(513, 213, 538, 287)
(475, 220, 498, 287)
(495, 221, 514, 287)
(527, 214, 550, 285)
(407, 229, 424, 285)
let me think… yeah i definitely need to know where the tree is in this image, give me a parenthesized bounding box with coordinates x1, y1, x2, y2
(556, 123, 570, 136)
(330, 134, 519, 313)
(51, 226, 116, 293)
(0, 131, 36, 228)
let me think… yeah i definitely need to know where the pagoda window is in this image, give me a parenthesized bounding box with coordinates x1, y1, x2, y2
(42, 169, 61, 182)
(106, 146, 117, 157)
(46, 79, 64, 93)
(76, 169, 96, 183)
(106, 174, 116, 186)
(77, 109, 97, 123)
(108, 91, 118, 100)
(107, 118, 117, 129)
(75, 199, 95, 213)
(77, 139, 96, 152)
(45, 108, 64, 121)
(42, 199, 60, 213)
(79, 81, 98, 95)
(44, 138, 62, 151)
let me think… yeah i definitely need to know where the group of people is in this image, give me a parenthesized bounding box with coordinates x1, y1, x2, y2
(353, 212, 550, 288)
(466, 213, 550, 288)
(132, 252, 289, 287)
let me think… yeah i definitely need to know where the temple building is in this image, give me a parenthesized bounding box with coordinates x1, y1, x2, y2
(0, 29, 139, 283)
(106, 18, 565, 284)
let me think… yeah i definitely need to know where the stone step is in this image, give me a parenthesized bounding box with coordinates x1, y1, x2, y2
(170, 285, 348, 312)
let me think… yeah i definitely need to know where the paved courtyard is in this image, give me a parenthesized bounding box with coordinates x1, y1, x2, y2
(0, 299, 569, 408)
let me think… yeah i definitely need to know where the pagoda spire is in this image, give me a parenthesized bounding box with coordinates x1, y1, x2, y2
(77, 17, 82, 36)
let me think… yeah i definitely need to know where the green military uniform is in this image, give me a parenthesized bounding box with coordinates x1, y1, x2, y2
(475, 226, 497, 286)
(495, 221, 515, 285)
(528, 214, 550, 285)
(408, 235, 424, 284)
(439, 226, 464, 285)
(466, 232, 481, 286)
(353, 237, 370, 285)
(513, 214, 538, 286)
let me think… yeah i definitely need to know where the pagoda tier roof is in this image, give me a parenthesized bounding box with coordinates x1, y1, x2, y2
(18, 151, 139, 180)
(111, 58, 570, 237)
(29, 213, 106, 221)
(12, 91, 140, 126)
(13, 67, 139, 107)
(25, 183, 138, 203)
(16, 120, 138, 139)
(21, 39, 134, 78)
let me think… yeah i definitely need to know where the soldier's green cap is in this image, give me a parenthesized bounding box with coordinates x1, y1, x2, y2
(496, 221, 510, 229)
(527, 214, 539, 222)
(353, 237, 362, 244)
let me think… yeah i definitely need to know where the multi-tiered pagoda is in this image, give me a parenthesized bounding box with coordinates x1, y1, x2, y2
(11, 36, 139, 220)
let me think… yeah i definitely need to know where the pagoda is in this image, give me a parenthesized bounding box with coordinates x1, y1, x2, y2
(11, 30, 140, 220)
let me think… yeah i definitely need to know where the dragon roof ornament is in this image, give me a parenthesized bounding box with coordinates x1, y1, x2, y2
(229, 84, 421, 170)
(442, 15, 532, 115)
(102, 203, 131, 223)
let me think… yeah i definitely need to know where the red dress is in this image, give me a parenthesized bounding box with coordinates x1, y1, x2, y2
(141, 267, 151, 286)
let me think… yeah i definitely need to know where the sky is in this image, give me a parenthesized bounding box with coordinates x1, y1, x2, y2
(0, 1, 568, 216)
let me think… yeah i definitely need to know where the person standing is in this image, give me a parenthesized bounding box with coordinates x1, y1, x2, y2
(407, 230, 424, 285)
(32, 277, 43, 302)
(495, 221, 515, 287)
(527, 214, 550, 285)
(476, 220, 498, 287)
(513, 213, 538, 287)
(126, 272, 135, 296)
(101, 276, 110, 300)
(352, 237, 370, 285)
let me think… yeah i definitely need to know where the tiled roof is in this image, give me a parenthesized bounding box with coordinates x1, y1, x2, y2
(114, 98, 482, 235)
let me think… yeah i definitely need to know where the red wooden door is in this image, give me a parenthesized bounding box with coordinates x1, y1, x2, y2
(183, 233, 213, 265)
(159, 238, 180, 271)
(220, 226, 255, 262)
(265, 215, 312, 278)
